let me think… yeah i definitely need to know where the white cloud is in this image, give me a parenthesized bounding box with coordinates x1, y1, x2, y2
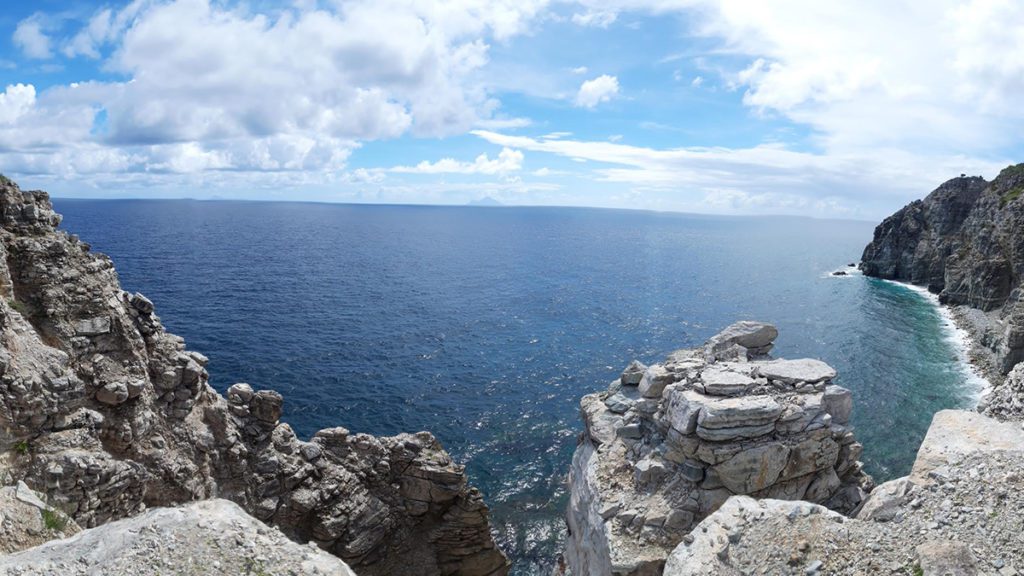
(471, 129, 1008, 218)
(0, 0, 550, 184)
(13, 16, 53, 60)
(391, 147, 524, 175)
(475, 117, 533, 129)
(572, 10, 618, 28)
(691, 75, 704, 87)
(571, 66, 589, 75)
(0, 85, 37, 125)
(574, 74, 619, 108)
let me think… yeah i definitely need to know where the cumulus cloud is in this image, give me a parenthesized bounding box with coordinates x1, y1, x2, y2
(574, 74, 620, 108)
(7, 0, 1024, 216)
(0, 0, 550, 183)
(391, 147, 524, 175)
(0, 85, 37, 125)
(13, 16, 53, 59)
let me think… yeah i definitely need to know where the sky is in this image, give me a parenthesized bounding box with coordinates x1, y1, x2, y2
(0, 0, 1023, 219)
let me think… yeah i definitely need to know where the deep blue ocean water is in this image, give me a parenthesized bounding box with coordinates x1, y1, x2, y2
(53, 200, 982, 574)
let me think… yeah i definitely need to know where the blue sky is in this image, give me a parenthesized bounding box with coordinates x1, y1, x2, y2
(0, 0, 1022, 219)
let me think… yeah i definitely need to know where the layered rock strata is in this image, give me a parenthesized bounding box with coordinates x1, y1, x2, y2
(565, 322, 872, 576)
(861, 165, 1024, 399)
(663, 409, 1024, 575)
(0, 179, 508, 575)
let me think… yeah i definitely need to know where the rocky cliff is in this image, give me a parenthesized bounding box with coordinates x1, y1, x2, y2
(0, 178, 509, 575)
(663, 409, 1024, 575)
(564, 322, 872, 575)
(861, 165, 1024, 392)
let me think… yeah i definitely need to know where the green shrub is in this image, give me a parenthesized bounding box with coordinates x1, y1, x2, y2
(14, 440, 29, 455)
(1001, 186, 1023, 208)
(6, 298, 28, 316)
(41, 508, 67, 532)
(998, 163, 1024, 180)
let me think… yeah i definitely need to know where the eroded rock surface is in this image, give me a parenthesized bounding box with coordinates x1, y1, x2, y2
(565, 322, 872, 576)
(0, 179, 508, 575)
(0, 499, 356, 575)
(663, 409, 1024, 575)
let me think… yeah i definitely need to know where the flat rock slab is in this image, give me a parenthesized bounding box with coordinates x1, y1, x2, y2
(912, 410, 1024, 480)
(700, 368, 755, 396)
(708, 321, 779, 349)
(759, 359, 837, 384)
(697, 395, 782, 430)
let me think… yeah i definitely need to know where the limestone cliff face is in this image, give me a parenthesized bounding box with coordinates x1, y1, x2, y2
(564, 322, 872, 576)
(663, 409, 1024, 575)
(0, 179, 509, 576)
(861, 165, 1024, 380)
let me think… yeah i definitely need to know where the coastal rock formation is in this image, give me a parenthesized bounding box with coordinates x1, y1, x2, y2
(861, 165, 1024, 392)
(0, 499, 356, 575)
(662, 409, 1024, 575)
(0, 178, 508, 575)
(565, 322, 872, 576)
(0, 481, 80, 554)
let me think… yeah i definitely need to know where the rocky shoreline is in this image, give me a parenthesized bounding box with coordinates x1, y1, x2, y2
(861, 164, 1024, 421)
(0, 179, 510, 575)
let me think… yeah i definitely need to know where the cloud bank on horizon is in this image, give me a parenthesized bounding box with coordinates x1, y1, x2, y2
(0, 0, 1022, 218)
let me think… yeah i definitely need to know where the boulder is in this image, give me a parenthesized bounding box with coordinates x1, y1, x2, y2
(821, 385, 853, 424)
(638, 364, 676, 398)
(620, 360, 647, 386)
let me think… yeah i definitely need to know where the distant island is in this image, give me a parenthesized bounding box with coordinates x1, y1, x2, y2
(467, 196, 504, 207)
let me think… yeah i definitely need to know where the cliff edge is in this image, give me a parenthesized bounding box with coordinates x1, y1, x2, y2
(0, 178, 509, 575)
(664, 409, 1024, 575)
(861, 166, 1024, 395)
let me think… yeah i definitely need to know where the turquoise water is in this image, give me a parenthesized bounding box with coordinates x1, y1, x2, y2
(53, 200, 981, 574)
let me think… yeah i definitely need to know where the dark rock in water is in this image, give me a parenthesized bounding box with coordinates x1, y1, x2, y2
(861, 164, 1024, 379)
(848, 262, 856, 267)
(832, 271, 848, 276)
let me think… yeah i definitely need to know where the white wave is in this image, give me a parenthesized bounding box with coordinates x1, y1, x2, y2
(823, 264, 863, 279)
(880, 279, 992, 404)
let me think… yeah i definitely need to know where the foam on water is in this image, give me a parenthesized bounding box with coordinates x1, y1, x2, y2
(882, 279, 991, 402)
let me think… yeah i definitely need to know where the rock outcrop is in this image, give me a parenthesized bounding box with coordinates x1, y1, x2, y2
(565, 322, 872, 576)
(662, 409, 1024, 575)
(0, 178, 508, 575)
(0, 498, 357, 575)
(861, 165, 1024, 393)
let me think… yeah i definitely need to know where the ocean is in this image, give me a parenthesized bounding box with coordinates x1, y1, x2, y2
(53, 199, 984, 574)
